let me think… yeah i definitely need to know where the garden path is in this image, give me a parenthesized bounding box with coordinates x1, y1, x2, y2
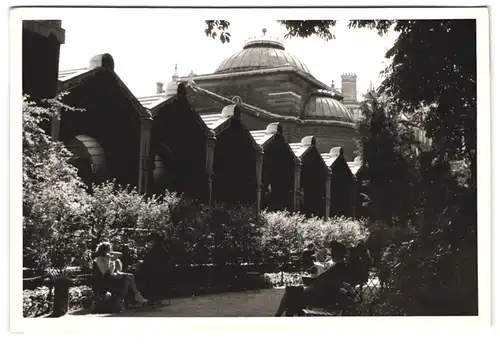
(70, 288, 286, 317)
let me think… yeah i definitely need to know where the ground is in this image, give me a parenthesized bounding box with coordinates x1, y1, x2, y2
(70, 288, 286, 317)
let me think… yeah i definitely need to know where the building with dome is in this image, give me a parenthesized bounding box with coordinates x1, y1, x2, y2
(154, 30, 361, 160)
(24, 21, 365, 220)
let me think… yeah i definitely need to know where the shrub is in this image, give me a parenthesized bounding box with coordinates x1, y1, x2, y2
(23, 95, 91, 270)
(23, 285, 93, 317)
(260, 211, 369, 258)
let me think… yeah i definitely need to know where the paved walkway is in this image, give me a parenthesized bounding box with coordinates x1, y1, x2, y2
(71, 288, 286, 317)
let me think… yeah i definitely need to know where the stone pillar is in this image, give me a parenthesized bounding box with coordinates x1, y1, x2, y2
(205, 130, 216, 208)
(325, 170, 332, 220)
(138, 116, 153, 195)
(293, 163, 301, 212)
(255, 148, 264, 217)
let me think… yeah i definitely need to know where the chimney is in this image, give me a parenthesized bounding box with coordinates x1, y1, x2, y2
(156, 81, 164, 94)
(22, 20, 66, 100)
(341, 73, 357, 102)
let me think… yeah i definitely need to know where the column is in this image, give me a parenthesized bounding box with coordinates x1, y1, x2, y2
(255, 148, 264, 217)
(293, 162, 301, 212)
(325, 170, 332, 220)
(138, 116, 153, 195)
(205, 131, 216, 208)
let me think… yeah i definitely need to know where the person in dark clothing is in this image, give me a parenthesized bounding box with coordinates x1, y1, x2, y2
(345, 243, 374, 287)
(275, 241, 348, 316)
(137, 232, 171, 306)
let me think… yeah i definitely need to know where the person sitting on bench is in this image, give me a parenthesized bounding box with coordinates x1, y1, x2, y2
(301, 247, 327, 286)
(275, 241, 348, 316)
(136, 232, 171, 306)
(93, 242, 147, 310)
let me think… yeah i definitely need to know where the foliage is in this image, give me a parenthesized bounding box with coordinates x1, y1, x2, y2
(23, 95, 91, 270)
(205, 20, 231, 43)
(260, 210, 369, 258)
(278, 20, 337, 40)
(379, 20, 477, 187)
(23, 286, 52, 317)
(204, 20, 394, 42)
(23, 285, 93, 317)
(355, 92, 420, 225)
(88, 182, 146, 250)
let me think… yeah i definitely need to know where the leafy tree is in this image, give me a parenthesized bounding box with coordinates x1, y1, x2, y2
(23, 95, 91, 270)
(356, 91, 419, 225)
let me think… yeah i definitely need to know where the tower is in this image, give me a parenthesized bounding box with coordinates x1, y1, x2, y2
(341, 73, 357, 102)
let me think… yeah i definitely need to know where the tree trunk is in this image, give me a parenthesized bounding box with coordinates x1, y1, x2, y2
(49, 277, 71, 317)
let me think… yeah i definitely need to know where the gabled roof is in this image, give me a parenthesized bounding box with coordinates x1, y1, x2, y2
(198, 106, 262, 153)
(58, 61, 151, 119)
(289, 136, 329, 173)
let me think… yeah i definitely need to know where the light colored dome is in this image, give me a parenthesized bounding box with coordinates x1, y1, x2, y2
(304, 90, 355, 123)
(215, 34, 310, 74)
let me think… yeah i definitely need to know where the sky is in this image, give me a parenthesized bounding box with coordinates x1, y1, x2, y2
(56, 9, 399, 98)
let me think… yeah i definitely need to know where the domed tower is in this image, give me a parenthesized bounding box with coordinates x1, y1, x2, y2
(303, 90, 354, 122)
(214, 28, 310, 74)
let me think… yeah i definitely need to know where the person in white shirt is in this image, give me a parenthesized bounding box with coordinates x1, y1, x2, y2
(94, 242, 147, 306)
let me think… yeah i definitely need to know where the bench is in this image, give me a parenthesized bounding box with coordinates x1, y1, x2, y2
(299, 281, 356, 317)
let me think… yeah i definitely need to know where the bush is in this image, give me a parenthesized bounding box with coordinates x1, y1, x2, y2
(260, 210, 369, 259)
(23, 285, 93, 317)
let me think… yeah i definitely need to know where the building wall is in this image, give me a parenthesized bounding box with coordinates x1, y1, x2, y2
(194, 71, 308, 117)
(22, 21, 65, 100)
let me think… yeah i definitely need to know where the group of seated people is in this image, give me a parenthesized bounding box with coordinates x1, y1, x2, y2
(275, 240, 373, 316)
(92, 232, 171, 312)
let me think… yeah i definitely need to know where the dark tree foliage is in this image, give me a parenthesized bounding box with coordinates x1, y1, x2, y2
(205, 20, 231, 43)
(356, 91, 419, 226)
(378, 20, 477, 188)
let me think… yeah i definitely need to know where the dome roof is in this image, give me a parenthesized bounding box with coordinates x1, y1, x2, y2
(215, 33, 310, 74)
(304, 90, 355, 123)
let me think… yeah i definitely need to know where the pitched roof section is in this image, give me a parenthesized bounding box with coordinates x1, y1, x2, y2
(58, 68, 88, 82)
(137, 84, 355, 129)
(58, 55, 151, 119)
(250, 130, 270, 146)
(181, 66, 342, 99)
(200, 113, 231, 131)
(189, 85, 355, 129)
(347, 161, 362, 175)
(137, 94, 174, 110)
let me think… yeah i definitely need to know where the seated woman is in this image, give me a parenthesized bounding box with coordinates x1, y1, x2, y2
(93, 242, 147, 310)
(301, 247, 327, 286)
(275, 241, 348, 316)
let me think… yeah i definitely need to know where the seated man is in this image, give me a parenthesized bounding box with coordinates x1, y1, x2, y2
(275, 241, 348, 316)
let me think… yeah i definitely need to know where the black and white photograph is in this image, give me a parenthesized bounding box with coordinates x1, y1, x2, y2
(8, 4, 491, 333)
